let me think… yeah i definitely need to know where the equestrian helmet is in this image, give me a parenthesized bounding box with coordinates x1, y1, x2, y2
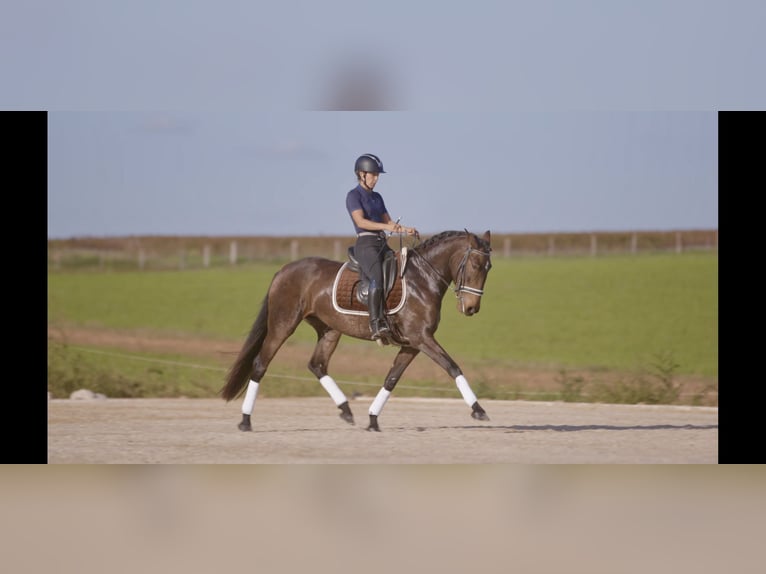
(354, 153, 386, 174)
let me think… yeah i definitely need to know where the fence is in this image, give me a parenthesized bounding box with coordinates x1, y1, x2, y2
(48, 229, 718, 272)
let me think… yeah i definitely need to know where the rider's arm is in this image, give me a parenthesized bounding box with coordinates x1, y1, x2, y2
(351, 210, 419, 237)
(351, 209, 398, 233)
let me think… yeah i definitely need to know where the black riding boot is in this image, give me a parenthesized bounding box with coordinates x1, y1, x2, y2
(368, 287, 391, 340)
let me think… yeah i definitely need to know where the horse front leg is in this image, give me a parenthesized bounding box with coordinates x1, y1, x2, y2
(417, 337, 490, 422)
(367, 346, 420, 432)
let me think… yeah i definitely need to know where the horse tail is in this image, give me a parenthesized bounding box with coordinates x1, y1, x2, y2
(220, 294, 270, 401)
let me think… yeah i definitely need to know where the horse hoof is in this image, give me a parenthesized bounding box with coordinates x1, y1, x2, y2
(471, 411, 490, 422)
(338, 402, 355, 425)
(238, 414, 253, 431)
(238, 417, 252, 431)
(340, 412, 355, 425)
(366, 425, 381, 432)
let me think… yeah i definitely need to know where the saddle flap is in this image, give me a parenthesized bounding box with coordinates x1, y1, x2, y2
(337, 248, 406, 311)
(347, 246, 361, 274)
(381, 250, 397, 294)
(346, 245, 397, 294)
(333, 261, 407, 315)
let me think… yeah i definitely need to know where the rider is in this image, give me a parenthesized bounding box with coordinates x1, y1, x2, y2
(346, 153, 418, 341)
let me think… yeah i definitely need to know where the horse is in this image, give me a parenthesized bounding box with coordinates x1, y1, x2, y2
(220, 229, 493, 432)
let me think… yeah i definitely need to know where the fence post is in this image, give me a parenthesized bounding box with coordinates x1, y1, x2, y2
(291, 239, 299, 261)
(631, 233, 637, 254)
(203, 244, 211, 268)
(676, 231, 682, 254)
(503, 237, 511, 258)
(229, 241, 237, 265)
(548, 236, 555, 256)
(334, 240, 341, 261)
(138, 249, 146, 270)
(179, 249, 186, 270)
(590, 234, 597, 257)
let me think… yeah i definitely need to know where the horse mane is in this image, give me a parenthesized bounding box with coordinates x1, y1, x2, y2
(415, 230, 490, 253)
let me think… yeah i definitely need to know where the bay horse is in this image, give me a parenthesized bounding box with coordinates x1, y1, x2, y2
(220, 229, 493, 432)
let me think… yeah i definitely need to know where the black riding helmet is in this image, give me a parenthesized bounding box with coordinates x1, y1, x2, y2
(354, 153, 386, 174)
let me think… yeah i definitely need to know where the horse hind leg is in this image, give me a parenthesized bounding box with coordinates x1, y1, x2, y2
(238, 315, 303, 431)
(237, 351, 275, 431)
(306, 322, 354, 425)
(238, 381, 259, 431)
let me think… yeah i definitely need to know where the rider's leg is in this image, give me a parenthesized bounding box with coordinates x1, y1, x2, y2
(367, 279, 390, 340)
(355, 235, 390, 340)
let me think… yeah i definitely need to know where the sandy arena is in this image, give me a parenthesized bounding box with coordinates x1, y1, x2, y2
(47, 396, 718, 463)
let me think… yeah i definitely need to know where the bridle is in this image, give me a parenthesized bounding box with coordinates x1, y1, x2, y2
(413, 239, 491, 306)
(452, 246, 491, 298)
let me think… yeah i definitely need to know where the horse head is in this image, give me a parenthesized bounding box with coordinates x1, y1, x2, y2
(452, 230, 492, 316)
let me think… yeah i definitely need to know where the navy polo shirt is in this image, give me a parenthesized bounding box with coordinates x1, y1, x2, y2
(346, 184, 389, 234)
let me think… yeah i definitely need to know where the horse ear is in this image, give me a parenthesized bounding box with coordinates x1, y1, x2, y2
(483, 230, 491, 244)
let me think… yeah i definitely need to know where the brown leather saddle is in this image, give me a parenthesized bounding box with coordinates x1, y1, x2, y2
(332, 247, 408, 314)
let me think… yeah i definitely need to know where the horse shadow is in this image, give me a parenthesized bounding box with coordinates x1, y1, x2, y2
(250, 423, 718, 434)
(423, 423, 719, 432)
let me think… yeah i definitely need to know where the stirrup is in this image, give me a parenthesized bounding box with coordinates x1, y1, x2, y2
(371, 327, 391, 340)
(372, 327, 392, 347)
(370, 319, 391, 340)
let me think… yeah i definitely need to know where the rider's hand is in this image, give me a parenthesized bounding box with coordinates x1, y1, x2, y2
(391, 222, 419, 238)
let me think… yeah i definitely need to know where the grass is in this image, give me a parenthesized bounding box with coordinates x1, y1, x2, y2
(47, 342, 228, 399)
(48, 252, 717, 404)
(443, 253, 716, 376)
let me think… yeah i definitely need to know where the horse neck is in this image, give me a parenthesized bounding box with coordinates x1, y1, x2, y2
(416, 237, 464, 288)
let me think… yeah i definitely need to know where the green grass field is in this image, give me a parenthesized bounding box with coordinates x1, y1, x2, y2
(48, 252, 717, 403)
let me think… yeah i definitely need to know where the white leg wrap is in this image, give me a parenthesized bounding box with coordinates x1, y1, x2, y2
(369, 388, 391, 416)
(241, 380, 260, 415)
(455, 375, 477, 407)
(319, 375, 347, 406)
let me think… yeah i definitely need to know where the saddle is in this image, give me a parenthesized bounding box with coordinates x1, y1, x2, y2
(332, 247, 408, 315)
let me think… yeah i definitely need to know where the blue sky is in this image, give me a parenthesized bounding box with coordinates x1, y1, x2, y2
(47, 111, 717, 237)
(3, 1, 754, 237)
